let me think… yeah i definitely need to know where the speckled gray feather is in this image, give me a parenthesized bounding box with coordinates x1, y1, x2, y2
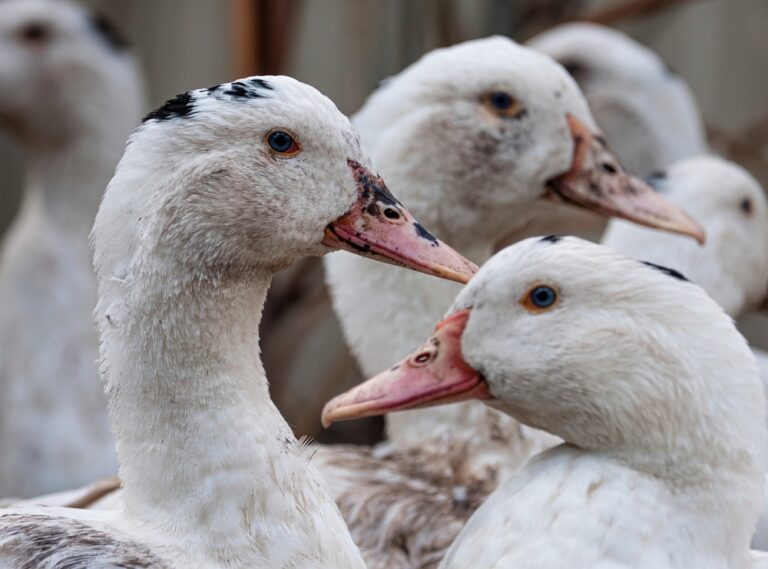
(0, 515, 165, 568)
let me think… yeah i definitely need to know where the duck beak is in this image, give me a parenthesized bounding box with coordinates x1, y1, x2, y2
(324, 161, 477, 284)
(546, 114, 705, 244)
(322, 309, 488, 427)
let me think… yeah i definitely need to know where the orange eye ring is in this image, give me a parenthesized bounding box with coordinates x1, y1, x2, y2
(520, 283, 560, 313)
(265, 129, 301, 157)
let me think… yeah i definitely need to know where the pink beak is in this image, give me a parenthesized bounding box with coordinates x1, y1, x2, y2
(323, 160, 478, 284)
(322, 309, 488, 427)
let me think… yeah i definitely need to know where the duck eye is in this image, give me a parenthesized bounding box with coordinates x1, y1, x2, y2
(520, 284, 559, 312)
(489, 91, 513, 110)
(531, 286, 556, 308)
(482, 91, 525, 118)
(741, 198, 753, 215)
(19, 22, 51, 44)
(266, 130, 300, 156)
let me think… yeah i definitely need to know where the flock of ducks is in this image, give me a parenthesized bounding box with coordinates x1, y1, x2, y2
(0, 1, 767, 568)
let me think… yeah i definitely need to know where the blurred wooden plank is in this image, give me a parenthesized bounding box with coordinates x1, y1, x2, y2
(230, 0, 300, 77)
(230, 0, 258, 77)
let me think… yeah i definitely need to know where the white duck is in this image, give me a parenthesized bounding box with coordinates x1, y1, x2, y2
(324, 236, 768, 569)
(0, 0, 143, 497)
(0, 75, 476, 567)
(321, 36, 703, 567)
(528, 22, 707, 177)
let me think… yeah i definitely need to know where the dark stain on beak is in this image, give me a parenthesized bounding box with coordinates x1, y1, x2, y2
(348, 159, 401, 207)
(414, 222, 439, 246)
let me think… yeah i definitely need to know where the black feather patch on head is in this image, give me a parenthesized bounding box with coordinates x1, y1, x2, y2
(540, 235, 564, 244)
(641, 261, 689, 282)
(142, 92, 195, 123)
(88, 10, 130, 51)
(211, 78, 274, 100)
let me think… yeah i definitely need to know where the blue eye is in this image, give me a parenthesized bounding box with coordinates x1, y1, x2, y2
(267, 130, 298, 154)
(529, 286, 557, 309)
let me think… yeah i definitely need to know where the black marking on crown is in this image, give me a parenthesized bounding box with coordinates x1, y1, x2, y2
(88, 10, 130, 51)
(220, 78, 274, 100)
(143, 79, 275, 123)
(641, 261, 689, 282)
(540, 235, 564, 244)
(142, 92, 195, 123)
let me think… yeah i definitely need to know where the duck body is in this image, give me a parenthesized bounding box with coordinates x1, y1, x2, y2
(0, 0, 144, 496)
(442, 446, 755, 569)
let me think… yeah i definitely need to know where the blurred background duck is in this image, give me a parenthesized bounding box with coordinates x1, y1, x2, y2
(603, 155, 768, 322)
(324, 236, 768, 569)
(528, 22, 707, 178)
(0, 0, 144, 498)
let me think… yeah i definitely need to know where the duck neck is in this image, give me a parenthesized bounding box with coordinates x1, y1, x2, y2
(100, 260, 358, 561)
(598, 439, 765, 558)
(19, 120, 130, 236)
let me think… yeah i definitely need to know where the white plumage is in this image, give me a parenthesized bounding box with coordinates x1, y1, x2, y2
(439, 238, 766, 568)
(327, 237, 767, 568)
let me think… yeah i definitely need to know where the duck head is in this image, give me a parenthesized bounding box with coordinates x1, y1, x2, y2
(323, 237, 763, 460)
(353, 36, 704, 249)
(94, 76, 475, 283)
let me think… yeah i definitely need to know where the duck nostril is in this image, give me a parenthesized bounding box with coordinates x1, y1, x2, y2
(600, 162, 618, 175)
(383, 207, 401, 221)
